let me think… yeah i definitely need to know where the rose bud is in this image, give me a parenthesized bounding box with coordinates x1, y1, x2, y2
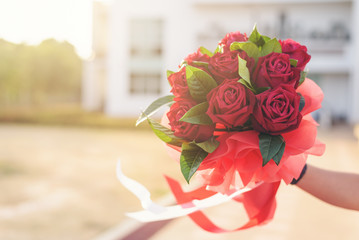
(168, 67, 190, 98)
(167, 98, 215, 142)
(184, 48, 210, 66)
(219, 31, 248, 53)
(183, 48, 211, 74)
(280, 39, 311, 71)
(251, 84, 302, 135)
(252, 52, 301, 89)
(209, 51, 255, 84)
(206, 79, 255, 128)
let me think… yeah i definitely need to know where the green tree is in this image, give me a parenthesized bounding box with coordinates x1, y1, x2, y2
(0, 38, 82, 107)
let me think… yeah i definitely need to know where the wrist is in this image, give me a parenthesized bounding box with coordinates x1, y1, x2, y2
(290, 163, 307, 185)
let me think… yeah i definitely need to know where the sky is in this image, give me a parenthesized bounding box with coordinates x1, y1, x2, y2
(0, 0, 109, 58)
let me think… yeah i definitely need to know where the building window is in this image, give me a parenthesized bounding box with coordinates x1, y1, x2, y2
(129, 18, 163, 95)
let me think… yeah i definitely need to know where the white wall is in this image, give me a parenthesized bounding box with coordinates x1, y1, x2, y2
(106, 0, 198, 117)
(104, 0, 358, 124)
(350, 0, 359, 123)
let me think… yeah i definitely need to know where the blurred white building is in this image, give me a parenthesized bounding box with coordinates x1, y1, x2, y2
(82, 0, 359, 125)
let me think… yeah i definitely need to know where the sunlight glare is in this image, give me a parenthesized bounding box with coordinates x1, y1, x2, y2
(0, 0, 96, 58)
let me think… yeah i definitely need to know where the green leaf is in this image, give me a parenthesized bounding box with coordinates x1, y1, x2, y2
(299, 94, 305, 112)
(147, 118, 184, 147)
(237, 55, 251, 83)
(180, 143, 208, 183)
(238, 78, 256, 93)
(191, 61, 209, 68)
(259, 133, 286, 166)
(230, 42, 260, 60)
(229, 42, 241, 51)
(194, 136, 220, 153)
(272, 141, 286, 165)
(290, 59, 298, 67)
(238, 78, 251, 88)
(248, 25, 266, 47)
(136, 95, 175, 126)
(214, 45, 223, 54)
(299, 71, 307, 86)
(180, 102, 213, 125)
(255, 87, 270, 94)
(186, 65, 218, 102)
(261, 38, 282, 56)
(249, 25, 261, 43)
(261, 35, 271, 42)
(167, 70, 175, 78)
(241, 42, 261, 59)
(199, 46, 213, 57)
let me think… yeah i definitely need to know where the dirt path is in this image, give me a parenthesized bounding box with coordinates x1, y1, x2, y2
(151, 125, 359, 240)
(1, 124, 359, 240)
(0, 124, 182, 240)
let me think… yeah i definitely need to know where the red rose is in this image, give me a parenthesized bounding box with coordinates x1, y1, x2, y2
(167, 99, 215, 142)
(206, 79, 255, 128)
(168, 67, 190, 98)
(209, 51, 239, 84)
(184, 48, 210, 66)
(280, 39, 311, 71)
(252, 52, 301, 89)
(251, 85, 302, 135)
(219, 31, 248, 52)
(209, 51, 254, 84)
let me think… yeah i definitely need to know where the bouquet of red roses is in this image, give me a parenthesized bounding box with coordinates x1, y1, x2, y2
(133, 26, 325, 232)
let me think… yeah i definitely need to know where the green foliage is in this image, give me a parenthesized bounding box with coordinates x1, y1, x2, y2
(237, 55, 259, 94)
(290, 59, 298, 67)
(299, 94, 306, 112)
(0, 105, 151, 129)
(180, 142, 208, 183)
(190, 61, 209, 68)
(237, 56, 251, 83)
(179, 102, 213, 125)
(167, 70, 175, 79)
(231, 42, 260, 60)
(147, 117, 184, 147)
(186, 65, 217, 102)
(261, 38, 282, 56)
(194, 136, 219, 153)
(136, 95, 174, 126)
(214, 45, 223, 54)
(238, 78, 256, 94)
(0, 38, 82, 107)
(299, 71, 307, 86)
(248, 25, 266, 47)
(258, 133, 286, 166)
(199, 46, 213, 57)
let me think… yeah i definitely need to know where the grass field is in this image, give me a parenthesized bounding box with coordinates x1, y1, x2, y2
(0, 105, 151, 129)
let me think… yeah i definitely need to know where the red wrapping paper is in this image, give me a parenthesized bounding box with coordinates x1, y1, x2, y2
(161, 78, 325, 232)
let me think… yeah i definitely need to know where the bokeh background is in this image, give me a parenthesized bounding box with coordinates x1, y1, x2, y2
(0, 0, 358, 239)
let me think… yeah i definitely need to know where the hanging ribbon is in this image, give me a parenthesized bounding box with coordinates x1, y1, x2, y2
(117, 159, 279, 232)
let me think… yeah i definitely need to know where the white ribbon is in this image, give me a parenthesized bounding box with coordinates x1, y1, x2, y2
(117, 159, 262, 222)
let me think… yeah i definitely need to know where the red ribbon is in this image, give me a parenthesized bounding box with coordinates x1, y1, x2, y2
(165, 176, 280, 233)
